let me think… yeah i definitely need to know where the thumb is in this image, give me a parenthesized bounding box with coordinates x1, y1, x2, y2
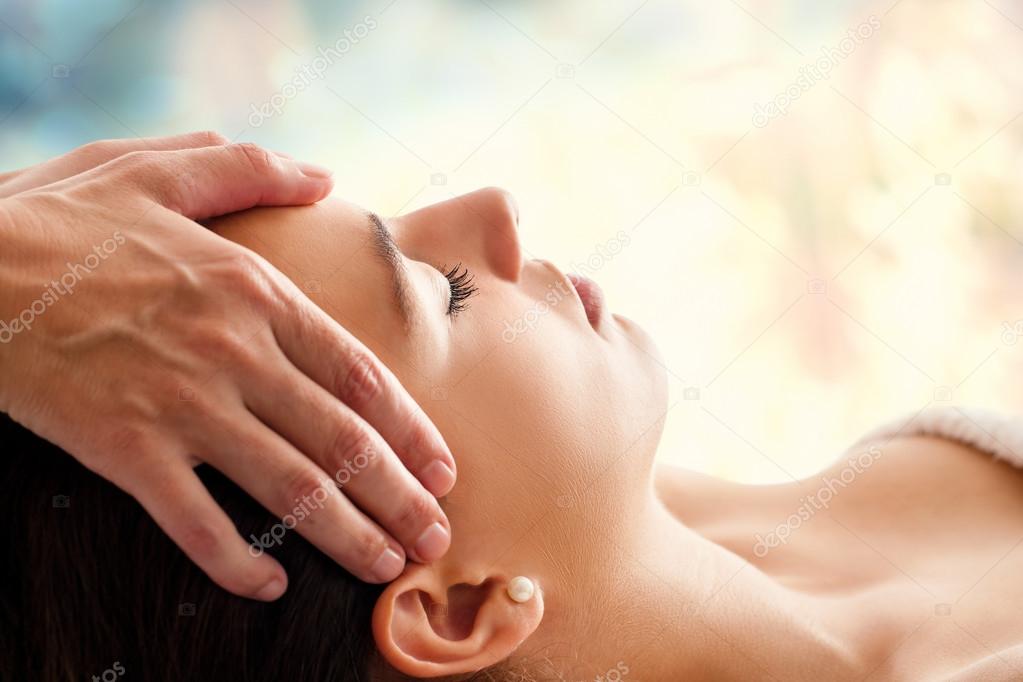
(112, 142, 334, 219)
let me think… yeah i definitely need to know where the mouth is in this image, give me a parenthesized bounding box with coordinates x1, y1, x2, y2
(529, 259, 607, 333)
(566, 272, 605, 331)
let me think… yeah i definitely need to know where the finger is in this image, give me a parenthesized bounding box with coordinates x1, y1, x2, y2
(270, 293, 457, 497)
(111, 142, 334, 219)
(0, 131, 234, 198)
(116, 457, 289, 601)
(200, 413, 409, 583)
(78, 130, 233, 159)
(242, 357, 452, 564)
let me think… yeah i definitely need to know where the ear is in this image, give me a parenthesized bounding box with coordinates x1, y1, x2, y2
(372, 565, 544, 677)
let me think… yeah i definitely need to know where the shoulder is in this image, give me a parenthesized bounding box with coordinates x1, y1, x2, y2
(829, 434, 1023, 505)
(947, 645, 1023, 681)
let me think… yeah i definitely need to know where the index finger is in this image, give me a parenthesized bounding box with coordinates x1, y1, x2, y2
(0, 131, 233, 198)
(270, 290, 457, 498)
(113, 457, 289, 601)
(108, 142, 334, 220)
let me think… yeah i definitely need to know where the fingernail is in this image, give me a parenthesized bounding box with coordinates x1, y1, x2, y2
(371, 547, 404, 582)
(414, 522, 450, 563)
(420, 460, 456, 497)
(255, 575, 286, 601)
(295, 159, 333, 178)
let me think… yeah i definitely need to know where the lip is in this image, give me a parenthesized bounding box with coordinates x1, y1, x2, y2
(530, 259, 606, 332)
(566, 272, 605, 331)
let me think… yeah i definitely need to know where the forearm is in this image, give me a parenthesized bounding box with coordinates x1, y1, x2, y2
(0, 198, 18, 411)
(0, 195, 68, 412)
(0, 197, 17, 332)
(0, 196, 54, 327)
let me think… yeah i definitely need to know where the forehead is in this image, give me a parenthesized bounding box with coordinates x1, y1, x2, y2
(214, 197, 373, 272)
(212, 197, 396, 314)
(211, 197, 410, 351)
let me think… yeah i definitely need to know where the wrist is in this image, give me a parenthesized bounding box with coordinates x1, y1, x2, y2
(0, 199, 16, 411)
(0, 198, 18, 319)
(0, 197, 12, 237)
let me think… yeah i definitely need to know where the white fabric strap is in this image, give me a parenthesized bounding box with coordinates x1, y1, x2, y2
(848, 407, 1023, 469)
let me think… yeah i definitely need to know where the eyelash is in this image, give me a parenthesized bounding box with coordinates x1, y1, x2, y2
(442, 263, 478, 316)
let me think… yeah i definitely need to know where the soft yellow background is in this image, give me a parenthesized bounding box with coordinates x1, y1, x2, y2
(3, 0, 1022, 483)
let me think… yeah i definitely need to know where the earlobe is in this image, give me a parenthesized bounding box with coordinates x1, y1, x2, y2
(372, 565, 544, 677)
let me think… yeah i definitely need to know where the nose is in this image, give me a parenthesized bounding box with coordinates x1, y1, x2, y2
(464, 187, 523, 282)
(396, 185, 527, 282)
(397, 186, 524, 282)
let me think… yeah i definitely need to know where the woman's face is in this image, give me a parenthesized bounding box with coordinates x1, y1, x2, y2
(215, 187, 668, 669)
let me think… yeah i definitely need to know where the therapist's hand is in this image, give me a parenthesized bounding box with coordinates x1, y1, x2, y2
(0, 132, 456, 599)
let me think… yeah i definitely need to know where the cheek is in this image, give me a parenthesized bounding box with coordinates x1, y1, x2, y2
(434, 323, 660, 570)
(445, 312, 634, 486)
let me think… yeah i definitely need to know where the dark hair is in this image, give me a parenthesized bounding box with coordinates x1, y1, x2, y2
(0, 412, 391, 681)
(0, 414, 539, 682)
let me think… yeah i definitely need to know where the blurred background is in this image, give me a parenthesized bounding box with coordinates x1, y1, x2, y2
(2, 0, 1022, 483)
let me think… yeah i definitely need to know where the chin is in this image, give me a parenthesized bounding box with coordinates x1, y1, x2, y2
(612, 313, 664, 365)
(611, 320, 669, 430)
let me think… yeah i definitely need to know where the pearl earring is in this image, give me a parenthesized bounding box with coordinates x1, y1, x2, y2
(506, 576, 535, 603)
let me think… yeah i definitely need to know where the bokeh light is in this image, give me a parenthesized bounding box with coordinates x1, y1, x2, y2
(3, 0, 1022, 483)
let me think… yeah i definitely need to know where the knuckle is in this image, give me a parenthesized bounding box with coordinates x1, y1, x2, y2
(176, 517, 223, 562)
(105, 424, 148, 455)
(232, 142, 278, 176)
(225, 248, 266, 285)
(224, 247, 262, 278)
(396, 494, 435, 530)
(196, 326, 249, 362)
(96, 426, 158, 477)
(281, 468, 330, 510)
(114, 149, 160, 169)
(219, 249, 275, 309)
(155, 372, 198, 408)
(351, 529, 388, 564)
(402, 418, 434, 458)
(336, 351, 383, 410)
(73, 139, 120, 163)
(324, 423, 375, 476)
(194, 130, 230, 147)
(105, 150, 170, 189)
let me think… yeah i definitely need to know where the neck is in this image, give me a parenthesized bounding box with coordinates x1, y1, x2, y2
(548, 481, 865, 681)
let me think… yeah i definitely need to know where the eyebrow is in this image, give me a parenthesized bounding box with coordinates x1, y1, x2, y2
(367, 212, 415, 331)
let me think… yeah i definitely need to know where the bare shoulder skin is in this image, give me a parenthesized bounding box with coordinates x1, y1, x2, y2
(657, 435, 1023, 680)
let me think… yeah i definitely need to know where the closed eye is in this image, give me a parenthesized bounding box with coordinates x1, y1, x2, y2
(368, 211, 477, 322)
(440, 263, 477, 317)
